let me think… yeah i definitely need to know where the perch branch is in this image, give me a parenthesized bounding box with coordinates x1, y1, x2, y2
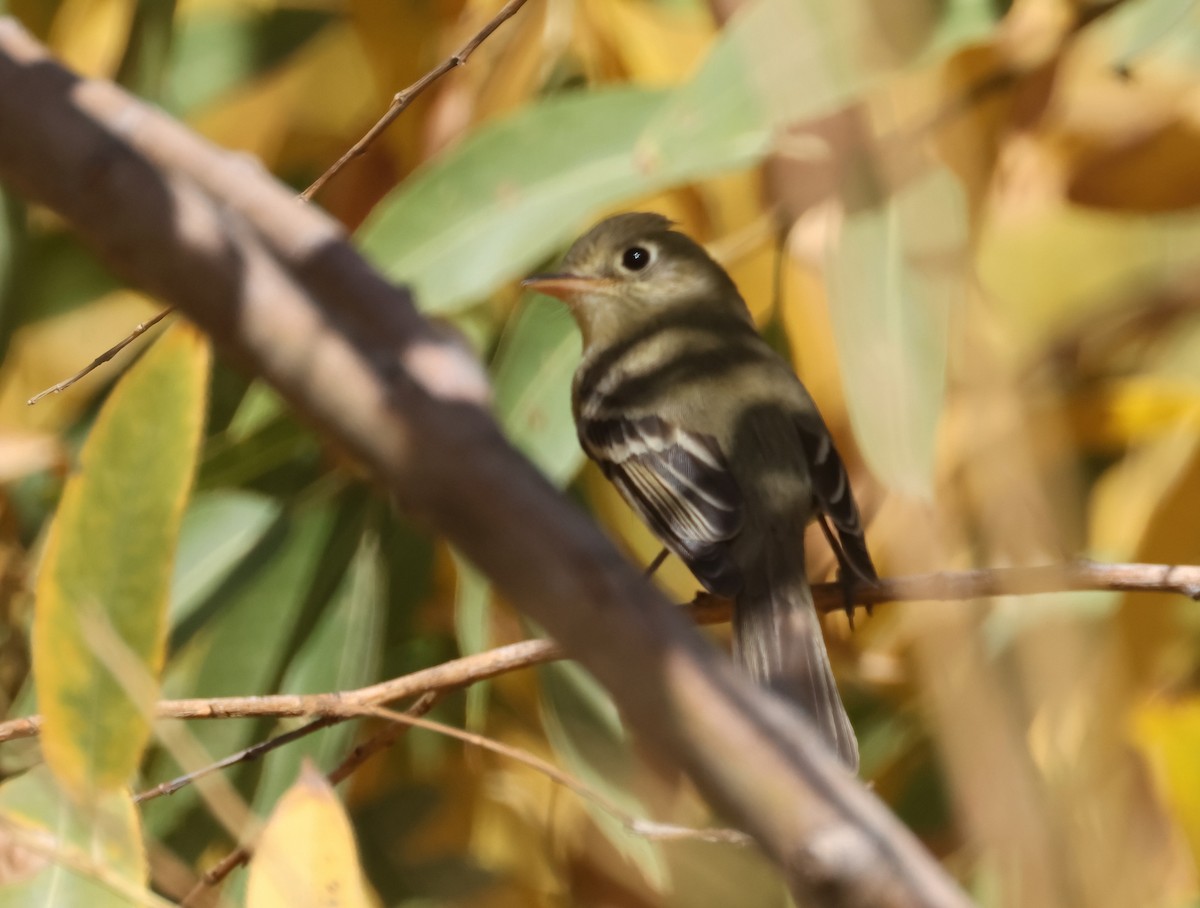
(2, 560, 1191, 745)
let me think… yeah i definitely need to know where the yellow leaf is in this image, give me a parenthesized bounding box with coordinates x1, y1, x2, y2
(191, 23, 375, 170)
(1131, 698, 1200, 871)
(977, 200, 1200, 354)
(1068, 377, 1200, 450)
(470, 0, 554, 122)
(1093, 429, 1200, 685)
(1047, 41, 1200, 213)
(34, 324, 210, 802)
(247, 763, 370, 908)
(583, 0, 714, 86)
(1069, 117, 1200, 213)
(47, 0, 136, 79)
(347, 0, 439, 163)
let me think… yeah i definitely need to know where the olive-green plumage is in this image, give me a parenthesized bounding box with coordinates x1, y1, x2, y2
(524, 212, 876, 771)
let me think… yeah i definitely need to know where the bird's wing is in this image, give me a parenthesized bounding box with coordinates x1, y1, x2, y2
(578, 414, 744, 595)
(794, 414, 877, 584)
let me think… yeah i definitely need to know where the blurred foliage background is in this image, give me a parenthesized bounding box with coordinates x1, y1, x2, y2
(1, 0, 1200, 905)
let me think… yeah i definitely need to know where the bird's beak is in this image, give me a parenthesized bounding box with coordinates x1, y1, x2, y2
(521, 273, 609, 302)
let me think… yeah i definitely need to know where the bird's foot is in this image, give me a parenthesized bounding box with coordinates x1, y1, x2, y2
(837, 569, 872, 630)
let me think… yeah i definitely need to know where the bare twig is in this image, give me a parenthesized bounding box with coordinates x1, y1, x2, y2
(26, 307, 173, 405)
(819, 559, 1200, 606)
(133, 716, 340, 804)
(328, 690, 443, 786)
(137, 691, 447, 808)
(180, 841, 248, 908)
(362, 703, 752, 845)
(27, 0, 530, 406)
(180, 692, 443, 906)
(2, 561, 1193, 746)
(0, 637, 556, 744)
(300, 0, 530, 201)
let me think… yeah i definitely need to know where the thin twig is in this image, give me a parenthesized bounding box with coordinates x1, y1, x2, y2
(361, 703, 752, 845)
(328, 690, 443, 785)
(180, 843, 247, 908)
(27, 0, 530, 406)
(26, 307, 173, 405)
(134, 716, 341, 804)
(300, 0, 530, 202)
(1, 561, 1194, 745)
(179, 692, 443, 906)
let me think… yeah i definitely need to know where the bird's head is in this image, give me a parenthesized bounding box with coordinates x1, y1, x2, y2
(522, 212, 743, 348)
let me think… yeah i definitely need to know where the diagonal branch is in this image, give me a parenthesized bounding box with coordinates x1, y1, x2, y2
(0, 20, 969, 907)
(26, 0, 530, 406)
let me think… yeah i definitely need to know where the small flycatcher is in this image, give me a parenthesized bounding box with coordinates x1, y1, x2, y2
(524, 212, 876, 771)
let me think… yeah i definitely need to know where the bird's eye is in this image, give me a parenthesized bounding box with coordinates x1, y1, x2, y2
(621, 246, 652, 272)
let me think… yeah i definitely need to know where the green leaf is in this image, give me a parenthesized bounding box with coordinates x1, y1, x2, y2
(920, 0, 1002, 63)
(33, 325, 209, 802)
(492, 296, 584, 486)
(164, 7, 333, 115)
(12, 231, 121, 326)
(538, 661, 668, 891)
(143, 502, 337, 842)
(316, 8, 990, 342)
(168, 489, 282, 629)
(197, 407, 319, 490)
(357, 87, 672, 315)
(827, 167, 965, 496)
(224, 380, 287, 441)
(1106, 0, 1200, 69)
(0, 766, 151, 908)
(452, 554, 492, 731)
(252, 525, 386, 813)
(641, 0, 996, 200)
(115, 0, 177, 102)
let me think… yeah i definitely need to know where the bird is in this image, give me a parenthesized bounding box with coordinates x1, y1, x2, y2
(522, 212, 877, 772)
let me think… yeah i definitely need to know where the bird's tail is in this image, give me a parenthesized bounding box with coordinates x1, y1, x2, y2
(733, 544, 859, 772)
